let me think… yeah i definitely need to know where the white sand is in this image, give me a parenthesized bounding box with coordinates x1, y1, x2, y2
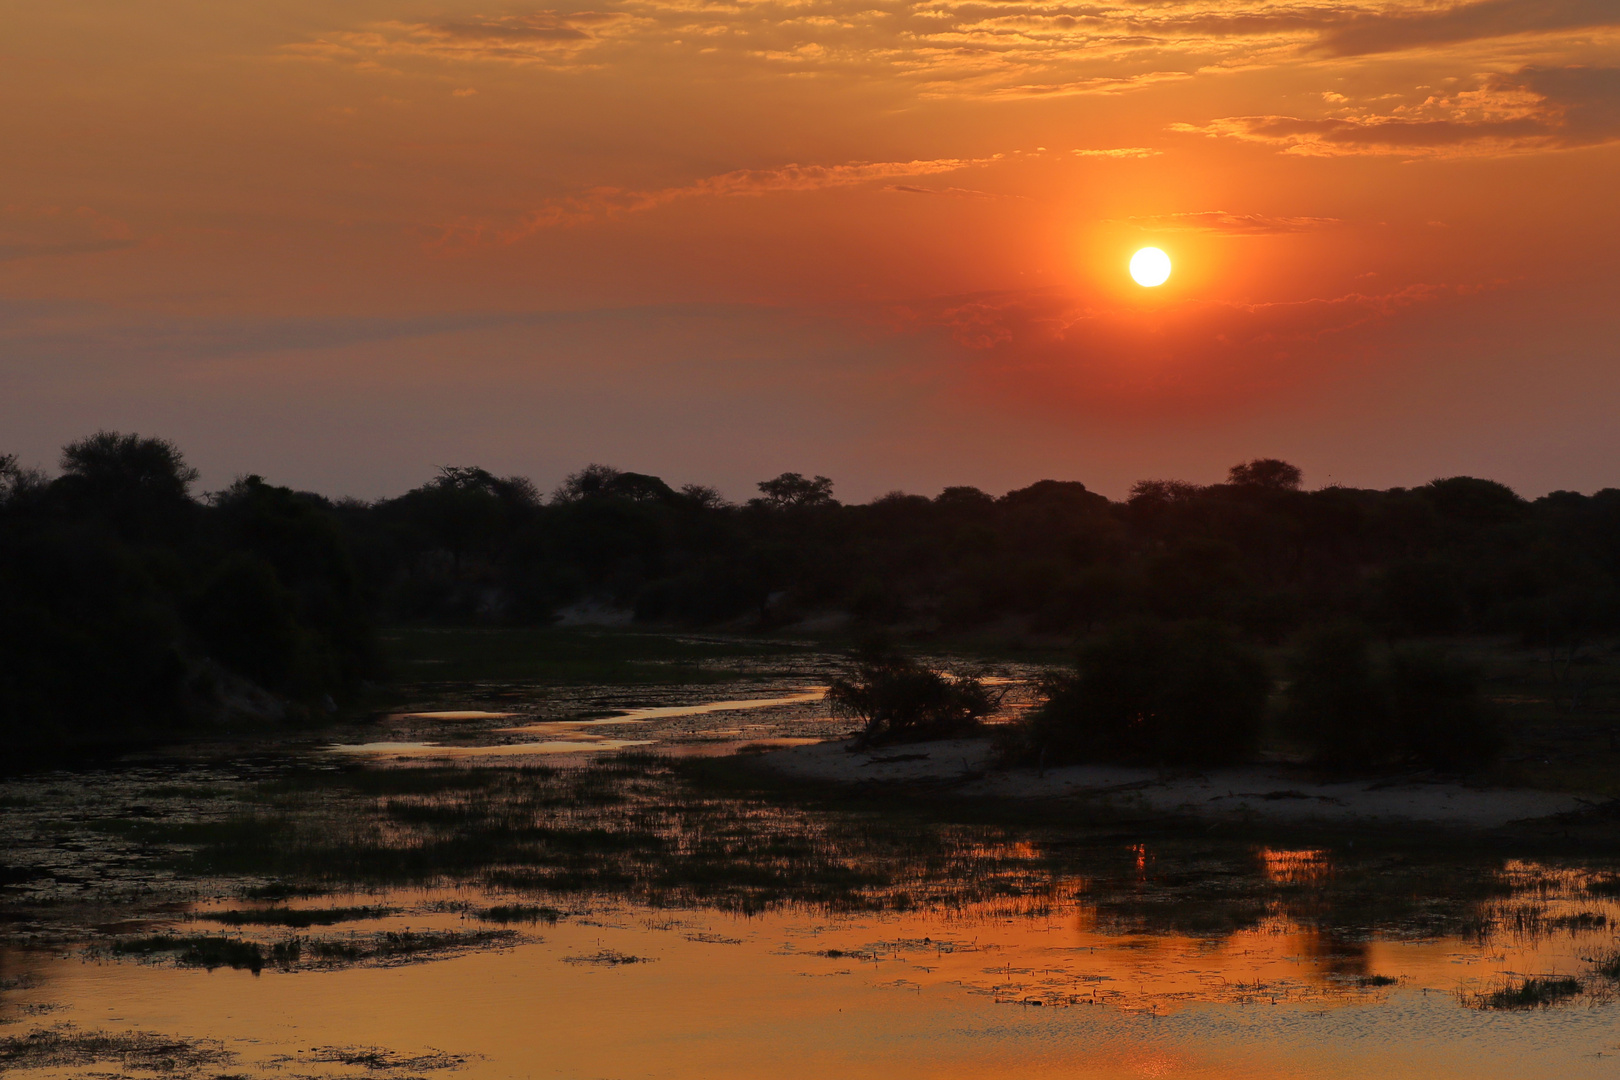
(760, 738, 1594, 829)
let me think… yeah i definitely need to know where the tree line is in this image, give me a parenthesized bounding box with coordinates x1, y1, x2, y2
(3, 432, 1618, 757)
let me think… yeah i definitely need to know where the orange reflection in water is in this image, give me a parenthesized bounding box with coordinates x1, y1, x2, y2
(6, 881, 1620, 1080)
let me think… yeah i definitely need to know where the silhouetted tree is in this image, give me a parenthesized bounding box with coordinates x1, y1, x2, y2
(754, 472, 835, 509)
(1228, 459, 1303, 491)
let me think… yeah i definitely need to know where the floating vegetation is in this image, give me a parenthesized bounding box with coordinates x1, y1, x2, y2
(477, 905, 562, 924)
(562, 949, 655, 965)
(289, 1045, 466, 1071)
(292, 929, 519, 966)
(106, 935, 269, 974)
(1474, 976, 1584, 1009)
(0, 1025, 233, 1075)
(198, 906, 396, 928)
(98, 928, 518, 973)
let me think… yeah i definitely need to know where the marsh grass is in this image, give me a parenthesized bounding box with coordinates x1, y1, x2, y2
(477, 904, 562, 924)
(199, 905, 395, 927)
(562, 949, 654, 965)
(1586, 949, 1620, 981)
(299, 929, 517, 964)
(107, 935, 268, 973)
(1474, 976, 1584, 1009)
(0, 1026, 233, 1074)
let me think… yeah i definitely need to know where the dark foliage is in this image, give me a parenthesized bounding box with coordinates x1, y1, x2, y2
(6, 433, 1619, 759)
(0, 435, 375, 756)
(1017, 620, 1270, 767)
(1285, 626, 1501, 770)
(826, 648, 996, 747)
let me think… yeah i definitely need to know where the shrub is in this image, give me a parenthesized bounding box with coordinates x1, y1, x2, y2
(1286, 626, 1501, 770)
(1019, 620, 1269, 767)
(1284, 624, 1397, 769)
(1389, 648, 1503, 769)
(827, 648, 996, 747)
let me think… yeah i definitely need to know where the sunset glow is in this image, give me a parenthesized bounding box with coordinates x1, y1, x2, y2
(2, 0, 1617, 496)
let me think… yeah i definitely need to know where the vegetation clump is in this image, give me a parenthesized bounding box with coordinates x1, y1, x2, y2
(477, 904, 562, 924)
(1010, 620, 1269, 767)
(108, 934, 267, 973)
(0, 1026, 233, 1074)
(199, 905, 394, 928)
(826, 648, 998, 747)
(1284, 625, 1503, 770)
(1476, 975, 1583, 1009)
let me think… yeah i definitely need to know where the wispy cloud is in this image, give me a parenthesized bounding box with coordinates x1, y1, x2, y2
(283, 0, 1620, 103)
(1071, 147, 1162, 158)
(0, 205, 136, 263)
(1118, 210, 1343, 233)
(1318, 0, 1620, 57)
(436, 154, 1013, 246)
(283, 12, 634, 67)
(1175, 66, 1620, 157)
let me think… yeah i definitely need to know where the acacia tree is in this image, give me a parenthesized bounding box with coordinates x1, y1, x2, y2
(754, 472, 835, 509)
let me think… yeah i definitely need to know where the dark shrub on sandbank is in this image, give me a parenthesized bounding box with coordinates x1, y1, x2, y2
(1011, 620, 1270, 767)
(826, 647, 997, 747)
(1284, 624, 1502, 771)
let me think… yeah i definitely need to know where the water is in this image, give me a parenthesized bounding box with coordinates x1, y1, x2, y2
(327, 688, 836, 759)
(6, 878, 1620, 1079)
(4, 682, 1620, 1079)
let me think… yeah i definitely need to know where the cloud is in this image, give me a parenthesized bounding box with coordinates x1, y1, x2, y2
(1175, 66, 1620, 157)
(1118, 211, 1343, 234)
(435, 154, 1012, 246)
(1318, 0, 1620, 57)
(885, 184, 1007, 198)
(1071, 147, 1162, 158)
(282, 0, 1619, 103)
(284, 12, 633, 67)
(0, 206, 136, 263)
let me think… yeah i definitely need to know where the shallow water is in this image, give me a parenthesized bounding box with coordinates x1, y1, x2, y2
(6, 873, 1620, 1080)
(6, 668, 1620, 1079)
(329, 688, 837, 759)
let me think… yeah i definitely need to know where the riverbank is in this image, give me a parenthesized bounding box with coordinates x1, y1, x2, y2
(754, 736, 1603, 831)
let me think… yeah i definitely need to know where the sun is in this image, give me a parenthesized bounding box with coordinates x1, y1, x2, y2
(1129, 247, 1172, 287)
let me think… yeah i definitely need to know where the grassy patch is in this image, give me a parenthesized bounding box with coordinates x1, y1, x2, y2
(108, 935, 267, 973)
(0, 1026, 233, 1074)
(1476, 976, 1583, 1009)
(562, 949, 654, 965)
(198, 906, 395, 928)
(477, 904, 561, 924)
(379, 627, 804, 685)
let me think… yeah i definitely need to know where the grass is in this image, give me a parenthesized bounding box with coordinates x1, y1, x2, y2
(377, 627, 807, 686)
(0, 1027, 233, 1074)
(109, 935, 268, 973)
(198, 905, 395, 928)
(1476, 976, 1584, 1009)
(299, 929, 517, 964)
(477, 904, 562, 924)
(1587, 949, 1620, 980)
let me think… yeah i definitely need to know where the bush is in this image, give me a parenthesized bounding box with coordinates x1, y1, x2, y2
(1284, 624, 1397, 769)
(826, 648, 996, 747)
(1019, 620, 1269, 767)
(1389, 648, 1503, 769)
(1285, 626, 1501, 770)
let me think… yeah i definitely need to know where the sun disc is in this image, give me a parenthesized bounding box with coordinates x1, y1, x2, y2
(1130, 247, 1171, 287)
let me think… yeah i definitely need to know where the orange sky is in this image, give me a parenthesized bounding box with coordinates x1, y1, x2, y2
(3, 0, 1618, 499)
